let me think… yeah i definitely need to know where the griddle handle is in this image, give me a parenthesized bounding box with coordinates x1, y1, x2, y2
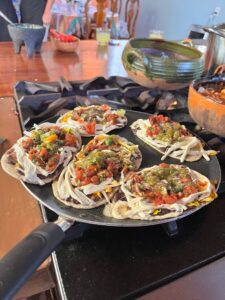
(0, 222, 65, 300)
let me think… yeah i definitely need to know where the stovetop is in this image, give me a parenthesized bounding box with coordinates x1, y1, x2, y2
(14, 77, 225, 300)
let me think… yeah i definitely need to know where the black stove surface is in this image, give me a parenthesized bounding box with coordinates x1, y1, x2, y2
(15, 77, 225, 300)
(46, 197, 225, 300)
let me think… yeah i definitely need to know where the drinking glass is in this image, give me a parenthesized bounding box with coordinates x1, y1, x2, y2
(96, 28, 111, 46)
(149, 30, 164, 39)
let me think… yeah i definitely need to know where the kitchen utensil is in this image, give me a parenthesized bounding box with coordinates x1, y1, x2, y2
(8, 23, 45, 58)
(122, 38, 204, 90)
(188, 66, 225, 137)
(0, 10, 15, 26)
(203, 24, 225, 76)
(0, 110, 221, 299)
(58, 76, 73, 92)
(23, 81, 61, 94)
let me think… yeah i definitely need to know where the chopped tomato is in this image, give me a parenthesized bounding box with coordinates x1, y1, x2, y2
(80, 178, 91, 186)
(22, 138, 33, 150)
(106, 114, 119, 124)
(153, 192, 164, 205)
(86, 165, 98, 177)
(149, 115, 169, 125)
(62, 35, 76, 42)
(64, 133, 76, 146)
(183, 185, 197, 197)
(28, 149, 37, 160)
(133, 174, 144, 183)
(100, 104, 110, 111)
(84, 121, 96, 135)
(78, 118, 85, 124)
(107, 163, 116, 173)
(49, 126, 60, 131)
(104, 170, 113, 178)
(90, 175, 100, 184)
(180, 177, 191, 184)
(152, 125, 160, 135)
(72, 113, 80, 121)
(86, 144, 96, 152)
(50, 29, 76, 42)
(146, 125, 160, 137)
(50, 28, 61, 39)
(196, 180, 207, 191)
(39, 147, 48, 160)
(159, 163, 169, 168)
(163, 193, 178, 204)
(47, 154, 60, 172)
(76, 168, 85, 180)
(146, 129, 153, 137)
(99, 144, 108, 150)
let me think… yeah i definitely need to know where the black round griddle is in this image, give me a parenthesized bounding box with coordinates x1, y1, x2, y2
(0, 110, 221, 299)
(23, 110, 221, 226)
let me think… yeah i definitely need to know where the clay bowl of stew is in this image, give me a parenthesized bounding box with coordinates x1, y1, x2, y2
(188, 75, 225, 137)
(122, 38, 204, 90)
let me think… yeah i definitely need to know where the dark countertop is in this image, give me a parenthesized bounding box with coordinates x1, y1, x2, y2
(46, 190, 225, 300)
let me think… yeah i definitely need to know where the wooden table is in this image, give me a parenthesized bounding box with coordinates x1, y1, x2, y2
(0, 40, 127, 299)
(0, 40, 127, 96)
(0, 97, 55, 299)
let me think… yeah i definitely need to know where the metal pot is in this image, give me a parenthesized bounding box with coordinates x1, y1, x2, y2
(204, 24, 225, 76)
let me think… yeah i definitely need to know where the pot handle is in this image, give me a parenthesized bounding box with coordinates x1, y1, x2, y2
(126, 48, 145, 67)
(0, 222, 65, 300)
(125, 49, 153, 77)
(214, 64, 225, 76)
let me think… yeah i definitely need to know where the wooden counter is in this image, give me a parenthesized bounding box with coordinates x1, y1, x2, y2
(0, 40, 127, 96)
(0, 97, 43, 255)
(0, 97, 54, 298)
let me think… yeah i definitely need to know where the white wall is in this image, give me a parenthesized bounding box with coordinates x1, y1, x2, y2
(132, 0, 225, 39)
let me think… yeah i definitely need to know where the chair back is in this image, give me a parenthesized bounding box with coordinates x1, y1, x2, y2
(85, 0, 91, 39)
(125, 0, 140, 38)
(94, 0, 107, 27)
(85, 0, 108, 39)
(110, 0, 122, 16)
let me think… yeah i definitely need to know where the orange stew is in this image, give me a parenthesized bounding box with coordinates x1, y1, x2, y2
(198, 82, 225, 103)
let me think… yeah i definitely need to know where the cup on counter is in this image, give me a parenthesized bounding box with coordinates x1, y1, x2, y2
(149, 30, 164, 39)
(96, 28, 111, 46)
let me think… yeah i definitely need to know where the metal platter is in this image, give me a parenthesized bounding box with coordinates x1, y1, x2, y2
(22, 110, 221, 227)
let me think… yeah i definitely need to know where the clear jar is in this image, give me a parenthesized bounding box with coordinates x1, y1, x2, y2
(148, 30, 164, 39)
(96, 28, 111, 46)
